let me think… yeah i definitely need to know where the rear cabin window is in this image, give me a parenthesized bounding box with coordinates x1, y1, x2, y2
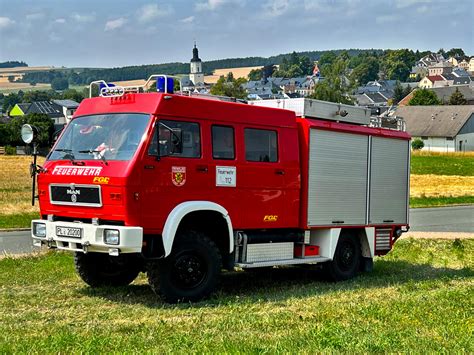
(148, 120, 201, 158)
(244, 128, 278, 162)
(212, 125, 235, 160)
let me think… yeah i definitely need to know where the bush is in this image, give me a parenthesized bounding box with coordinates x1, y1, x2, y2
(5, 145, 16, 155)
(411, 138, 424, 150)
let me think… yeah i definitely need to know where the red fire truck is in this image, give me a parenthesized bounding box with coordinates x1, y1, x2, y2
(27, 75, 410, 303)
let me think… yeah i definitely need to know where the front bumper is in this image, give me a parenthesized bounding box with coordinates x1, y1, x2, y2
(31, 219, 143, 255)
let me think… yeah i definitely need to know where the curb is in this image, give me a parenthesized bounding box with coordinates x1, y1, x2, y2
(0, 228, 31, 233)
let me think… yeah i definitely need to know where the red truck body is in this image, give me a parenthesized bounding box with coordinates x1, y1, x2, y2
(31, 81, 410, 302)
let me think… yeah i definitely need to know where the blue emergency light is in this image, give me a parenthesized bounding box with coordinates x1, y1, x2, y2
(99, 82, 115, 91)
(157, 77, 174, 93)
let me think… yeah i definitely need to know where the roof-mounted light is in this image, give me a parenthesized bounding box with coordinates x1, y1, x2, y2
(157, 76, 174, 94)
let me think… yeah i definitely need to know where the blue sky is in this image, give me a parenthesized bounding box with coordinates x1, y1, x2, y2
(0, 0, 472, 68)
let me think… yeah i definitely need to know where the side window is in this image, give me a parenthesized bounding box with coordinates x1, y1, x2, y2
(148, 120, 201, 158)
(212, 125, 235, 160)
(244, 128, 278, 162)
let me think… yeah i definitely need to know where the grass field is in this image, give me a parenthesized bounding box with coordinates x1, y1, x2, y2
(0, 238, 472, 352)
(411, 151, 474, 176)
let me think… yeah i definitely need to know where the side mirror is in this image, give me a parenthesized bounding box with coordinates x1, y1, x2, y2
(21, 124, 39, 144)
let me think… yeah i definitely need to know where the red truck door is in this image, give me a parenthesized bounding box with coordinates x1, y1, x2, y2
(140, 118, 209, 233)
(237, 127, 287, 228)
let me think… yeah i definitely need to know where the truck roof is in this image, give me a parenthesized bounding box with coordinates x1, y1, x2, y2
(73, 92, 298, 129)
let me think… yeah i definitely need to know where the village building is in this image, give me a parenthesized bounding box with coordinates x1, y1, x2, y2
(395, 105, 474, 152)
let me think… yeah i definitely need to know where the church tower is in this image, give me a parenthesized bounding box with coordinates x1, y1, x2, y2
(189, 42, 204, 86)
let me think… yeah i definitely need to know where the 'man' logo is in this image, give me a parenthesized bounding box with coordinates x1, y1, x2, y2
(264, 215, 278, 222)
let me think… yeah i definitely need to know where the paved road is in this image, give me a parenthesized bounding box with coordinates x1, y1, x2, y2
(1, 206, 473, 256)
(409, 205, 473, 233)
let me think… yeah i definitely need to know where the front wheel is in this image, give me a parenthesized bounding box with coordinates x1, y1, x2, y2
(323, 233, 361, 281)
(74, 252, 141, 287)
(148, 231, 222, 303)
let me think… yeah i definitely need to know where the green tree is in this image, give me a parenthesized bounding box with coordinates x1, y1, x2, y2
(408, 89, 441, 106)
(61, 89, 84, 103)
(310, 58, 353, 105)
(446, 48, 465, 59)
(350, 57, 379, 85)
(0, 123, 13, 145)
(210, 73, 247, 99)
(51, 77, 69, 91)
(9, 113, 54, 147)
(411, 138, 424, 150)
(448, 87, 467, 105)
(248, 68, 262, 81)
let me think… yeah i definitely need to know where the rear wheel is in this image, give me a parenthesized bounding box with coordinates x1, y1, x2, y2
(148, 231, 222, 303)
(74, 252, 141, 287)
(323, 233, 361, 281)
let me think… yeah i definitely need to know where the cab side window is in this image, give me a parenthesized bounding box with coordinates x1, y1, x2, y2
(148, 120, 201, 158)
(244, 128, 278, 162)
(212, 125, 235, 160)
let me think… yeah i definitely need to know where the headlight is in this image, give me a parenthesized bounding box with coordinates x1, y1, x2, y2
(33, 222, 46, 238)
(104, 229, 120, 245)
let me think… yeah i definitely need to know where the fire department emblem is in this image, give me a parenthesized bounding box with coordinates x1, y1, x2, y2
(172, 166, 186, 187)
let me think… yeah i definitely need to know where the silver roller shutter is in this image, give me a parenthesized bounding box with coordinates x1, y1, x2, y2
(308, 129, 368, 226)
(369, 137, 409, 224)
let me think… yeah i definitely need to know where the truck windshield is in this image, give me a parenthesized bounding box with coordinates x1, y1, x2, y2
(49, 113, 150, 161)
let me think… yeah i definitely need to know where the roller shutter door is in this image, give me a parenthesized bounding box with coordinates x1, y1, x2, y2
(369, 137, 409, 224)
(308, 129, 368, 226)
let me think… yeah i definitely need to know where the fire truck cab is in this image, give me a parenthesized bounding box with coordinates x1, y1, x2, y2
(29, 76, 410, 303)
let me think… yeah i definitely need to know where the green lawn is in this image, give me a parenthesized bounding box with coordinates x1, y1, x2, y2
(0, 238, 472, 353)
(411, 153, 474, 176)
(0, 212, 38, 229)
(410, 195, 474, 208)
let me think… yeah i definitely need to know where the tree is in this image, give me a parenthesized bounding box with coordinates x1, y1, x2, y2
(310, 58, 353, 105)
(248, 68, 262, 81)
(62, 89, 85, 103)
(446, 48, 465, 59)
(8, 75, 15, 83)
(210, 73, 247, 99)
(408, 89, 441, 106)
(51, 77, 69, 91)
(392, 81, 405, 104)
(9, 113, 54, 147)
(350, 57, 379, 85)
(448, 87, 467, 105)
(411, 138, 424, 150)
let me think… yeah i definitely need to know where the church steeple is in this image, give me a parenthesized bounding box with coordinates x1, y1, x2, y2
(191, 42, 201, 63)
(189, 42, 204, 86)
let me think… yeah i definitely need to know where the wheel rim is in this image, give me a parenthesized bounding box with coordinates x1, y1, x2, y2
(171, 251, 207, 290)
(337, 241, 356, 272)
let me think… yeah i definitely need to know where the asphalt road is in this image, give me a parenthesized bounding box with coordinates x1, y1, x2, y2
(0, 206, 473, 256)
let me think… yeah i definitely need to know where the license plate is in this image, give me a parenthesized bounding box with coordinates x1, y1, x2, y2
(56, 226, 82, 238)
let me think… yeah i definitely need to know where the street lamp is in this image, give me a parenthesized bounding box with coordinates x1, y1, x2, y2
(21, 124, 41, 206)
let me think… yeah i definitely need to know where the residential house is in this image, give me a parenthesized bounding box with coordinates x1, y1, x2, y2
(399, 86, 474, 106)
(469, 58, 474, 73)
(52, 99, 79, 123)
(395, 105, 474, 152)
(428, 61, 453, 76)
(419, 75, 445, 88)
(8, 100, 79, 124)
(458, 59, 469, 71)
(410, 53, 445, 79)
(353, 92, 389, 107)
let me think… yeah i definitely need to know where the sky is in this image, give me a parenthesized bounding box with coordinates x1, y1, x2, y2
(0, 0, 472, 68)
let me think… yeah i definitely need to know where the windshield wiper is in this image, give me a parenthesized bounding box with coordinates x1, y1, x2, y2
(53, 148, 83, 165)
(78, 149, 108, 165)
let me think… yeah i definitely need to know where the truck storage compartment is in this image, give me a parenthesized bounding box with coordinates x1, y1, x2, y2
(307, 129, 368, 226)
(369, 137, 409, 224)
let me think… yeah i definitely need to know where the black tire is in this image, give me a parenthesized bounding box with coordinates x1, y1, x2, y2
(148, 231, 222, 303)
(74, 252, 141, 287)
(323, 233, 361, 281)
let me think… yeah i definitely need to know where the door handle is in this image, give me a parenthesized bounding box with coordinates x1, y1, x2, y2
(196, 165, 208, 173)
(275, 169, 285, 175)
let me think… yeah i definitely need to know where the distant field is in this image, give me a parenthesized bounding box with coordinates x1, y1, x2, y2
(411, 151, 474, 176)
(205, 66, 263, 84)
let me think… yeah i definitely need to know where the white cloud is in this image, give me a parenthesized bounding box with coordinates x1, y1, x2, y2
(195, 0, 229, 11)
(395, 0, 431, 8)
(263, 0, 290, 17)
(0, 16, 15, 29)
(180, 16, 195, 23)
(137, 4, 170, 23)
(105, 17, 127, 31)
(49, 32, 62, 42)
(72, 13, 96, 23)
(26, 13, 44, 21)
(55, 18, 66, 24)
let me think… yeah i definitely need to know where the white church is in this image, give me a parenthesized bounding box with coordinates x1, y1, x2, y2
(181, 43, 207, 92)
